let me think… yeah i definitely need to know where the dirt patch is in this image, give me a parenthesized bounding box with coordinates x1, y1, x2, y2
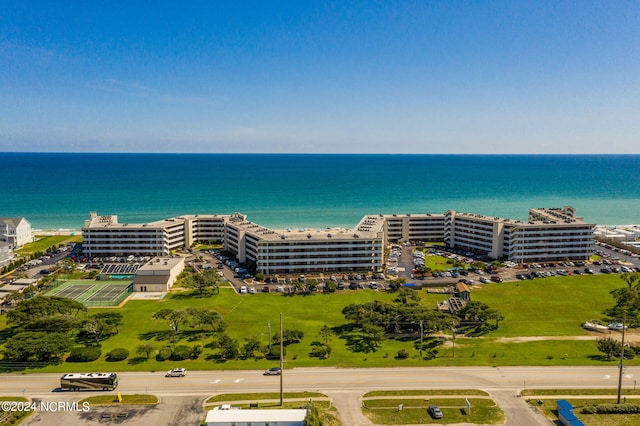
(496, 331, 640, 344)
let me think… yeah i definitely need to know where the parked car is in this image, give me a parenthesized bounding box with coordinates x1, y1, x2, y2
(165, 368, 187, 377)
(264, 367, 282, 376)
(239, 286, 247, 294)
(427, 405, 443, 419)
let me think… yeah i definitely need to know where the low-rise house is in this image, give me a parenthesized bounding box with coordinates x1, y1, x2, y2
(0, 217, 33, 248)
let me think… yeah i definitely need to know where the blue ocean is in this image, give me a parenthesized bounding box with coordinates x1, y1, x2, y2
(1, 153, 639, 230)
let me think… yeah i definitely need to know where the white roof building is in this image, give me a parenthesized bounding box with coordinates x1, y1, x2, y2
(205, 408, 307, 426)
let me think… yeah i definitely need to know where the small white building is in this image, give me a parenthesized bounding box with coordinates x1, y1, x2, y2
(134, 257, 185, 292)
(0, 217, 33, 248)
(205, 408, 307, 426)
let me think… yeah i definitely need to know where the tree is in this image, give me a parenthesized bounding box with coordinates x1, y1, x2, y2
(393, 288, 420, 305)
(3, 331, 73, 362)
(152, 309, 187, 341)
(318, 324, 334, 346)
(309, 341, 331, 359)
(241, 336, 262, 359)
(273, 329, 304, 345)
(387, 278, 406, 291)
(92, 312, 124, 334)
(186, 308, 226, 332)
(596, 337, 622, 360)
(7, 296, 86, 326)
(184, 269, 221, 296)
(217, 333, 239, 359)
(81, 317, 111, 345)
(136, 343, 156, 359)
(605, 273, 640, 327)
(458, 301, 503, 327)
(24, 315, 79, 334)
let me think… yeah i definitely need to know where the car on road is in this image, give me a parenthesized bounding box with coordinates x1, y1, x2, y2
(264, 367, 282, 376)
(427, 405, 443, 419)
(165, 368, 187, 377)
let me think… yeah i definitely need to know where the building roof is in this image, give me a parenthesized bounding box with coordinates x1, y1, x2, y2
(0, 217, 29, 227)
(455, 282, 471, 293)
(228, 214, 385, 242)
(205, 408, 307, 423)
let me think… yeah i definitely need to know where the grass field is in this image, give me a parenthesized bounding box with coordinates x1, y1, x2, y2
(15, 235, 80, 256)
(362, 389, 504, 425)
(0, 273, 636, 372)
(523, 389, 640, 426)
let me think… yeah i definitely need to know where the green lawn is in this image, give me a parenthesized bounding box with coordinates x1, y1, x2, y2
(15, 235, 80, 256)
(0, 273, 636, 372)
(523, 390, 640, 426)
(362, 390, 504, 425)
(471, 275, 620, 337)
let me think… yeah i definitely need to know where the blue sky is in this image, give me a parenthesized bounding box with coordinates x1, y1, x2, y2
(1, 1, 638, 153)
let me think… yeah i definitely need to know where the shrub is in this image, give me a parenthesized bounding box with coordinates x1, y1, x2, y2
(265, 346, 286, 360)
(106, 348, 129, 362)
(67, 346, 102, 362)
(594, 403, 640, 414)
(170, 345, 192, 361)
(396, 349, 410, 359)
(156, 347, 172, 361)
(581, 406, 597, 414)
(189, 345, 203, 359)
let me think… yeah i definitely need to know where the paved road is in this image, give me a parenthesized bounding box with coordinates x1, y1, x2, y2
(3, 366, 637, 425)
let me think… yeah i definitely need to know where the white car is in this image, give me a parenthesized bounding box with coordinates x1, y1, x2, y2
(166, 368, 187, 377)
(239, 286, 247, 294)
(248, 286, 256, 294)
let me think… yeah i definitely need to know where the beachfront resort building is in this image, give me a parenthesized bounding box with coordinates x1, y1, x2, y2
(82, 206, 595, 271)
(224, 213, 385, 274)
(445, 207, 594, 263)
(0, 217, 32, 248)
(82, 212, 227, 257)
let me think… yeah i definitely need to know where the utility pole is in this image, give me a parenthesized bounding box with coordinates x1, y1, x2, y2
(419, 320, 423, 359)
(280, 312, 284, 406)
(452, 327, 456, 358)
(617, 311, 627, 404)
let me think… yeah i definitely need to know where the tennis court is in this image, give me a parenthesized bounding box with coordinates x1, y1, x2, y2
(45, 280, 133, 306)
(52, 284, 96, 300)
(85, 284, 131, 303)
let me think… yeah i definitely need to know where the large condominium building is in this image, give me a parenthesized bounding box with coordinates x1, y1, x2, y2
(82, 206, 594, 270)
(383, 213, 445, 243)
(0, 217, 32, 248)
(82, 212, 227, 257)
(445, 206, 594, 263)
(224, 214, 385, 274)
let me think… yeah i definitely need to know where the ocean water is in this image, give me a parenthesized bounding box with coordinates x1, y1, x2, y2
(1, 153, 639, 230)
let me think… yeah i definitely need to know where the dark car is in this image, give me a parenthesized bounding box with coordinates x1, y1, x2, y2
(427, 405, 443, 419)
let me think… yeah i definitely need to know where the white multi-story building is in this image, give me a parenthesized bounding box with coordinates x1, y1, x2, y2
(383, 213, 445, 243)
(0, 217, 32, 248)
(224, 214, 385, 274)
(82, 206, 595, 270)
(82, 212, 227, 257)
(445, 206, 594, 262)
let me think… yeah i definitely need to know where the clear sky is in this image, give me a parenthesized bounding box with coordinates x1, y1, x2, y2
(1, 1, 638, 154)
